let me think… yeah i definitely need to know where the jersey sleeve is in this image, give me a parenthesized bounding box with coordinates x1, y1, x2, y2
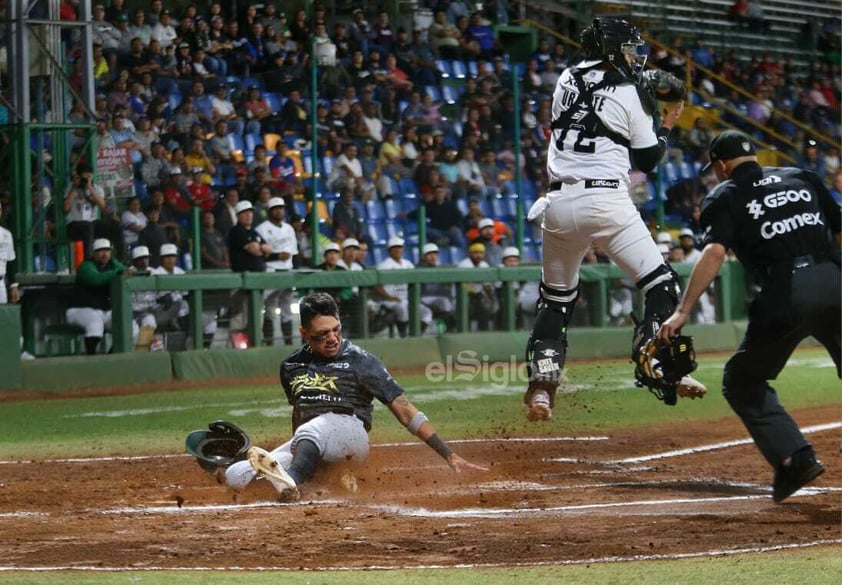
(626, 89, 659, 150)
(357, 351, 405, 404)
(699, 185, 736, 249)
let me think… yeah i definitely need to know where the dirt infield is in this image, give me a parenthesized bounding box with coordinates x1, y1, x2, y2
(0, 406, 839, 571)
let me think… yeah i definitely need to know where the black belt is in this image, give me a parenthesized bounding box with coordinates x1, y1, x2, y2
(549, 179, 621, 191)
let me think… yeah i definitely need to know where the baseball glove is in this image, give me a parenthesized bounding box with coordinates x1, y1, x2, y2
(185, 420, 251, 474)
(641, 69, 687, 103)
(634, 335, 699, 405)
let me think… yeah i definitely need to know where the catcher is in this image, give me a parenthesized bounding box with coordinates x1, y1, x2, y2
(187, 292, 487, 501)
(522, 16, 706, 422)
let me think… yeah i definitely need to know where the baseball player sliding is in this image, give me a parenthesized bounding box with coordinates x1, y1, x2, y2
(189, 292, 487, 501)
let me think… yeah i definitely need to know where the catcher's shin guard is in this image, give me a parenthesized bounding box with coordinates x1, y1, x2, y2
(523, 283, 576, 419)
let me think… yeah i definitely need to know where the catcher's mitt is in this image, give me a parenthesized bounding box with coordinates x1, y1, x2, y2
(634, 335, 699, 405)
(185, 420, 251, 474)
(641, 69, 687, 102)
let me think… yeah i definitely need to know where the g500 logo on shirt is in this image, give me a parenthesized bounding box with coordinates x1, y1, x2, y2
(746, 189, 813, 220)
(290, 372, 339, 396)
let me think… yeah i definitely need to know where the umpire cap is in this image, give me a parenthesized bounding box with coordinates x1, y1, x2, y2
(701, 130, 756, 173)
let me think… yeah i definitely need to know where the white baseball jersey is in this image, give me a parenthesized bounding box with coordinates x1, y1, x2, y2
(152, 265, 188, 313)
(547, 61, 658, 185)
(377, 256, 413, 300)
(457, 257, 491, 293)
(255, 219, 297, 270)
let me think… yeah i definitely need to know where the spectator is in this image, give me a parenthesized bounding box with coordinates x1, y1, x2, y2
(184, 137, 216, 185)
(65, 238, 138, 355)
(316, 242, 354, 310)
(418, 243, 456, 332)
(150, 243, 190, 332)
(206, 119, 238, 185)
(372, 237, 414, 337)
(332, 186, 366, 243)
(0, 201, 19, 305)
(411, 184, 466, 249)
(456, 242, 499, 331)
(228, 200, 272, 333)
(456, 146, 496, 200)
(64, 163, 107, 259)
(268, 142, 305, 197)
(327, 142, 376, 201)
(121, 196, 147, 254)
(278, 88, 308, 136)
(473, 218, 504, 267)
(210, 82, 247, 136)
(429, 10, 462, 59)
(199, 210, 230, 269)
(137, 203, 170, 268)
(140, 141, 171, 191)
(799, 139, 827, 178)
(128, 245, 158, 347)
(255, 198, 298, 345)
(214, 187, 239, 238)
(151, 9, 178, 49)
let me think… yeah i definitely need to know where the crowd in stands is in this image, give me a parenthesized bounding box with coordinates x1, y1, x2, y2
(0, 1, 840, 345)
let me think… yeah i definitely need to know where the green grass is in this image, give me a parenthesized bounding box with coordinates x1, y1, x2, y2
(0, 546, 839, 584)
(0, 348, 838, 459)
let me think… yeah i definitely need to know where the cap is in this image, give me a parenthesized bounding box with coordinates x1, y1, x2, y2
(342, 238, 360, 250)
(235, 200, 253, 214)
(387, 236, 405, 249)
(160, 243, 178, 257)
(131, 246, 150, 260)
(478, 218, 494, 230)
(278, 11, 287, 18)
(422, 243, 439, 255)
(678, 228, 695, 238)
(502, 246, 520, 259)
(235, 166, 248, 175)
(169, 167, 183, 175)
(701, 130, 756, 173)
(469, 242, 486, 253)
(352, 8, 364, 16)
(117, 14, 129, 22)
(179, 42, 191, 49)
(267, 197, 285, 209)
(657, 243, 671, 255)
(93, 238, 111, 251)
(161, 9, 171, 16)
(94, 4, 105, 10)
(191, 167, 204, 174)
(656, 232, 673, 244)
(323, 242, 341, 254)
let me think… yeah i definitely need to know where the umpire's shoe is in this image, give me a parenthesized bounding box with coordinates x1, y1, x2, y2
(772, 446, 825, 503)
(247, 446, 301, 502)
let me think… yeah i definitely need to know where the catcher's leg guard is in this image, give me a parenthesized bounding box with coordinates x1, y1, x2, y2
(631, 264, 704, 404)
(524, 283, 577, 420)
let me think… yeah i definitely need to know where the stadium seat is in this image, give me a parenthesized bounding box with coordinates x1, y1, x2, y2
(455, 198, 469, 216)
(435, 59, 452, 79)
(321, 155, 335, 177)
(365, 200, 385, 221)
(293, 200, 307, 220)
(661, 161, 678, 184)
(490, 197, 507, 220)
(398, 177, 418, 198)
(263, 133, 281, 153)
(450, 60, 467, 79)
(244, 133, 261, 157)
(678, 161, 695, 180)
(449, 246, 466, 265)
(384, 198, 401, 219)
(466, 61, 478, 77)
(265, 92, 285, 114)
(371, 245, 388, 265)
(436, 246, 452, 265)
(442, 85, 460, 104)
(167, 92, 183, 112)
(425, 85, 442, 103)
(522, 244, 541, 264)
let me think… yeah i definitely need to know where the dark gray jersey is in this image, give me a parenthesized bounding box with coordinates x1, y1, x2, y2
(280, 340, 405, 431)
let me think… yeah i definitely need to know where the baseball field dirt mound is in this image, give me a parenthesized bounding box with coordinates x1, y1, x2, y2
(0, 406, 838, 571)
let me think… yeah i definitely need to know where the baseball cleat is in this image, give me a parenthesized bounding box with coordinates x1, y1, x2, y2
(527, 389, 553, 421)
(676, 375, 707, 399)
(247, 446, 298, 497)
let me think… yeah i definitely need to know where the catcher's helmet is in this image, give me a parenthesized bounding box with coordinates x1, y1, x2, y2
(185, 420, 251, 474)
(580, 17, 647, 80)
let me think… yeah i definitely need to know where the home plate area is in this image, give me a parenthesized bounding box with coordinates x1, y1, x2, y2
(0, 406, 839, 571)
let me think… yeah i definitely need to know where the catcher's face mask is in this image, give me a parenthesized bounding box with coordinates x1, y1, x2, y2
(619, 41, 648, 77)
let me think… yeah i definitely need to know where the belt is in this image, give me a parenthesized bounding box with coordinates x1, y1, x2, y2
(549, 179, 621, 191)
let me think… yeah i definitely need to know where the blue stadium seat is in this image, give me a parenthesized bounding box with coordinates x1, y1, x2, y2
(661, 161, 678, 184)
(242, 77, 261, 90)
(402, 197, 419, 215)
(168, 92, 183, 112)
(435, 59, 452, 79)
(436, 246, 452, 265)
(227, 133, 245, 154)
(521, 179, 537, 201)
(293, 201, 307, 219)
(398, 177, 418, 198)
(244, 133, 262, 156)
(504, 197, 518, 219)
(678, 161, 695, 180)
(450, 60, 467, 79)
(455, 198, 469, 216)
(368, 223, 388, 246)
(522, 244, 541, 264)
(425, 85, 442, 103)
(365, 200, 385, 221)
(466, 61, 478, 77)
(404, 246, 419, 265)
(321, 155, 335, 177)
(490, 197, 507, 220)
(384, 198, 401, 219)
(283, 133, 300, 149)
(371, 245, 388, 265)
(385, 220, 402, 240)
(442, 85, 460, 104)
(450, 246, 466, 265)
(265, 92, 285, 114)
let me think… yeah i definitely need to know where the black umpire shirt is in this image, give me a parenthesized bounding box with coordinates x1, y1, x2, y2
(700, 162, 841, 281)
(280, 339, 405, 432)
(228, 223, 267, 272)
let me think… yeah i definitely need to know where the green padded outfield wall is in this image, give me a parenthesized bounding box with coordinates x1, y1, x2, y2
(20, 351, 172, 392)
(0, 305, 22, 389)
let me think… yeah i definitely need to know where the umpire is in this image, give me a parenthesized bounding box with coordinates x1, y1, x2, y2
(659, 130, 841, 503)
